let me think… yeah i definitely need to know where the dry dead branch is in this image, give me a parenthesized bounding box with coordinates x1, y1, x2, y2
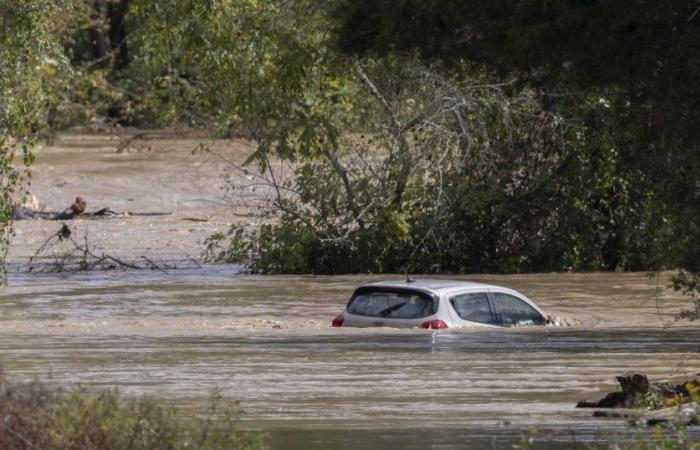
(23, 224, 200, 273)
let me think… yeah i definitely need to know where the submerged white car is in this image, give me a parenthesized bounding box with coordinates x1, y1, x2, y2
(332, 279, 549, 329)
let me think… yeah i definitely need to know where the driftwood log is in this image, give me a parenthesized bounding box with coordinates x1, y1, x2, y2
(14, 196, 171, 220)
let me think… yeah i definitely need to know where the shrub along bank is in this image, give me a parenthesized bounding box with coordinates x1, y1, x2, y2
(0, 371, 266, 450)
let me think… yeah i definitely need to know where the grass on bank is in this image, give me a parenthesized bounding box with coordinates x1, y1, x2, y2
(0, 371, 266, 450)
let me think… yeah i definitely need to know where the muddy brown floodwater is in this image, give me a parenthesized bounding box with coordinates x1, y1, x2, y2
(1, 268, 699, 449)
(2, 134, 699, 448)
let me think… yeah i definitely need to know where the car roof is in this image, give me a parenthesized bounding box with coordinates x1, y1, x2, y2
(360, 279, 502, 295)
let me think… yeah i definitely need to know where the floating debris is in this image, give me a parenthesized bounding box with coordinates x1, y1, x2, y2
(577, 372, 700, 426)
(14, 196, 171, 220)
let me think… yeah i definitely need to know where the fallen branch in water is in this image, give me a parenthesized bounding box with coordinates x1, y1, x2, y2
(14, 196, 172, 221)
(23, 224, 200, 273)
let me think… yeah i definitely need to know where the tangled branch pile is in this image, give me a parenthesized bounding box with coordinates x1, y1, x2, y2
(25, 224, 199, 273)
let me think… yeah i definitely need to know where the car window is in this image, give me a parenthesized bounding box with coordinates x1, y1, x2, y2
(450, 292, 495, 324)
(492, 293, 545, 326)
(347, 289, 436, 319)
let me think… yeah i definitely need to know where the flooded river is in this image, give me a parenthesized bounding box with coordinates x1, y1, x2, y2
(1, 267, 698, 448)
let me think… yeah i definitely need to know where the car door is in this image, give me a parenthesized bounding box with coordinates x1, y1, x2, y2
(447, 290, 498, 326)
(489, 291, 546, 326)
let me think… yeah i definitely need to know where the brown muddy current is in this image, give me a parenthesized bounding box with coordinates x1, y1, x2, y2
(2, 135, 699, 448)
(1, 269, 699, 449)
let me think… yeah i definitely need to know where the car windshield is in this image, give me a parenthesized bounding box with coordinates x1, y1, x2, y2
(347, 288, 437, 319)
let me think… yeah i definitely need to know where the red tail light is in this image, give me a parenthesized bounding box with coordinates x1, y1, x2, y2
(420, 320, 448, 329)
(332, 313, 344, 327)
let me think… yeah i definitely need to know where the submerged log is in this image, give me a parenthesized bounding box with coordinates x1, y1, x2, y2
(13, 207, 54, 220)
(13, 196, 172, 220)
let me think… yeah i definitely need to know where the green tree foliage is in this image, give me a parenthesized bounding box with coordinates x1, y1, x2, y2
(1, 0, 696, 281)
(194, 1, 671, 275)
(48, 1, 347, 130)
(0, 0, 65, 280)
(204, 54, 670, 274)
(332, 0, 699, 280)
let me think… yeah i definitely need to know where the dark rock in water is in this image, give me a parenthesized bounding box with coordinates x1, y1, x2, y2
(578, 391, 631, 408)
(577, 373, 651, 408)
(576, 400, 598, 408)
(599, 391, 634, 408)
(577, 373, 700, 427)
(578, 373, 700, 411)
(617, 372, 650, 396)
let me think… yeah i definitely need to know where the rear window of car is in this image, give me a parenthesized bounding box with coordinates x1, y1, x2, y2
(347, 288, 437, 319)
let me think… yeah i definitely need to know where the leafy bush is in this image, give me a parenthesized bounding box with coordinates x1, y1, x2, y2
(0, 372, 266, 450)
(205, 60, 672, 275)
(638, 392, 663, 411)
(0, 0, 67, 282)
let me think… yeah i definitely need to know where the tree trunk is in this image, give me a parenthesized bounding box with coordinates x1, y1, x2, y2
(89, 0, 107, 67)
(108, 0, 129, 70)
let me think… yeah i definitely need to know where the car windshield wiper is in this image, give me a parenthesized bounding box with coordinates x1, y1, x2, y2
(379, 303, 407, 317)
